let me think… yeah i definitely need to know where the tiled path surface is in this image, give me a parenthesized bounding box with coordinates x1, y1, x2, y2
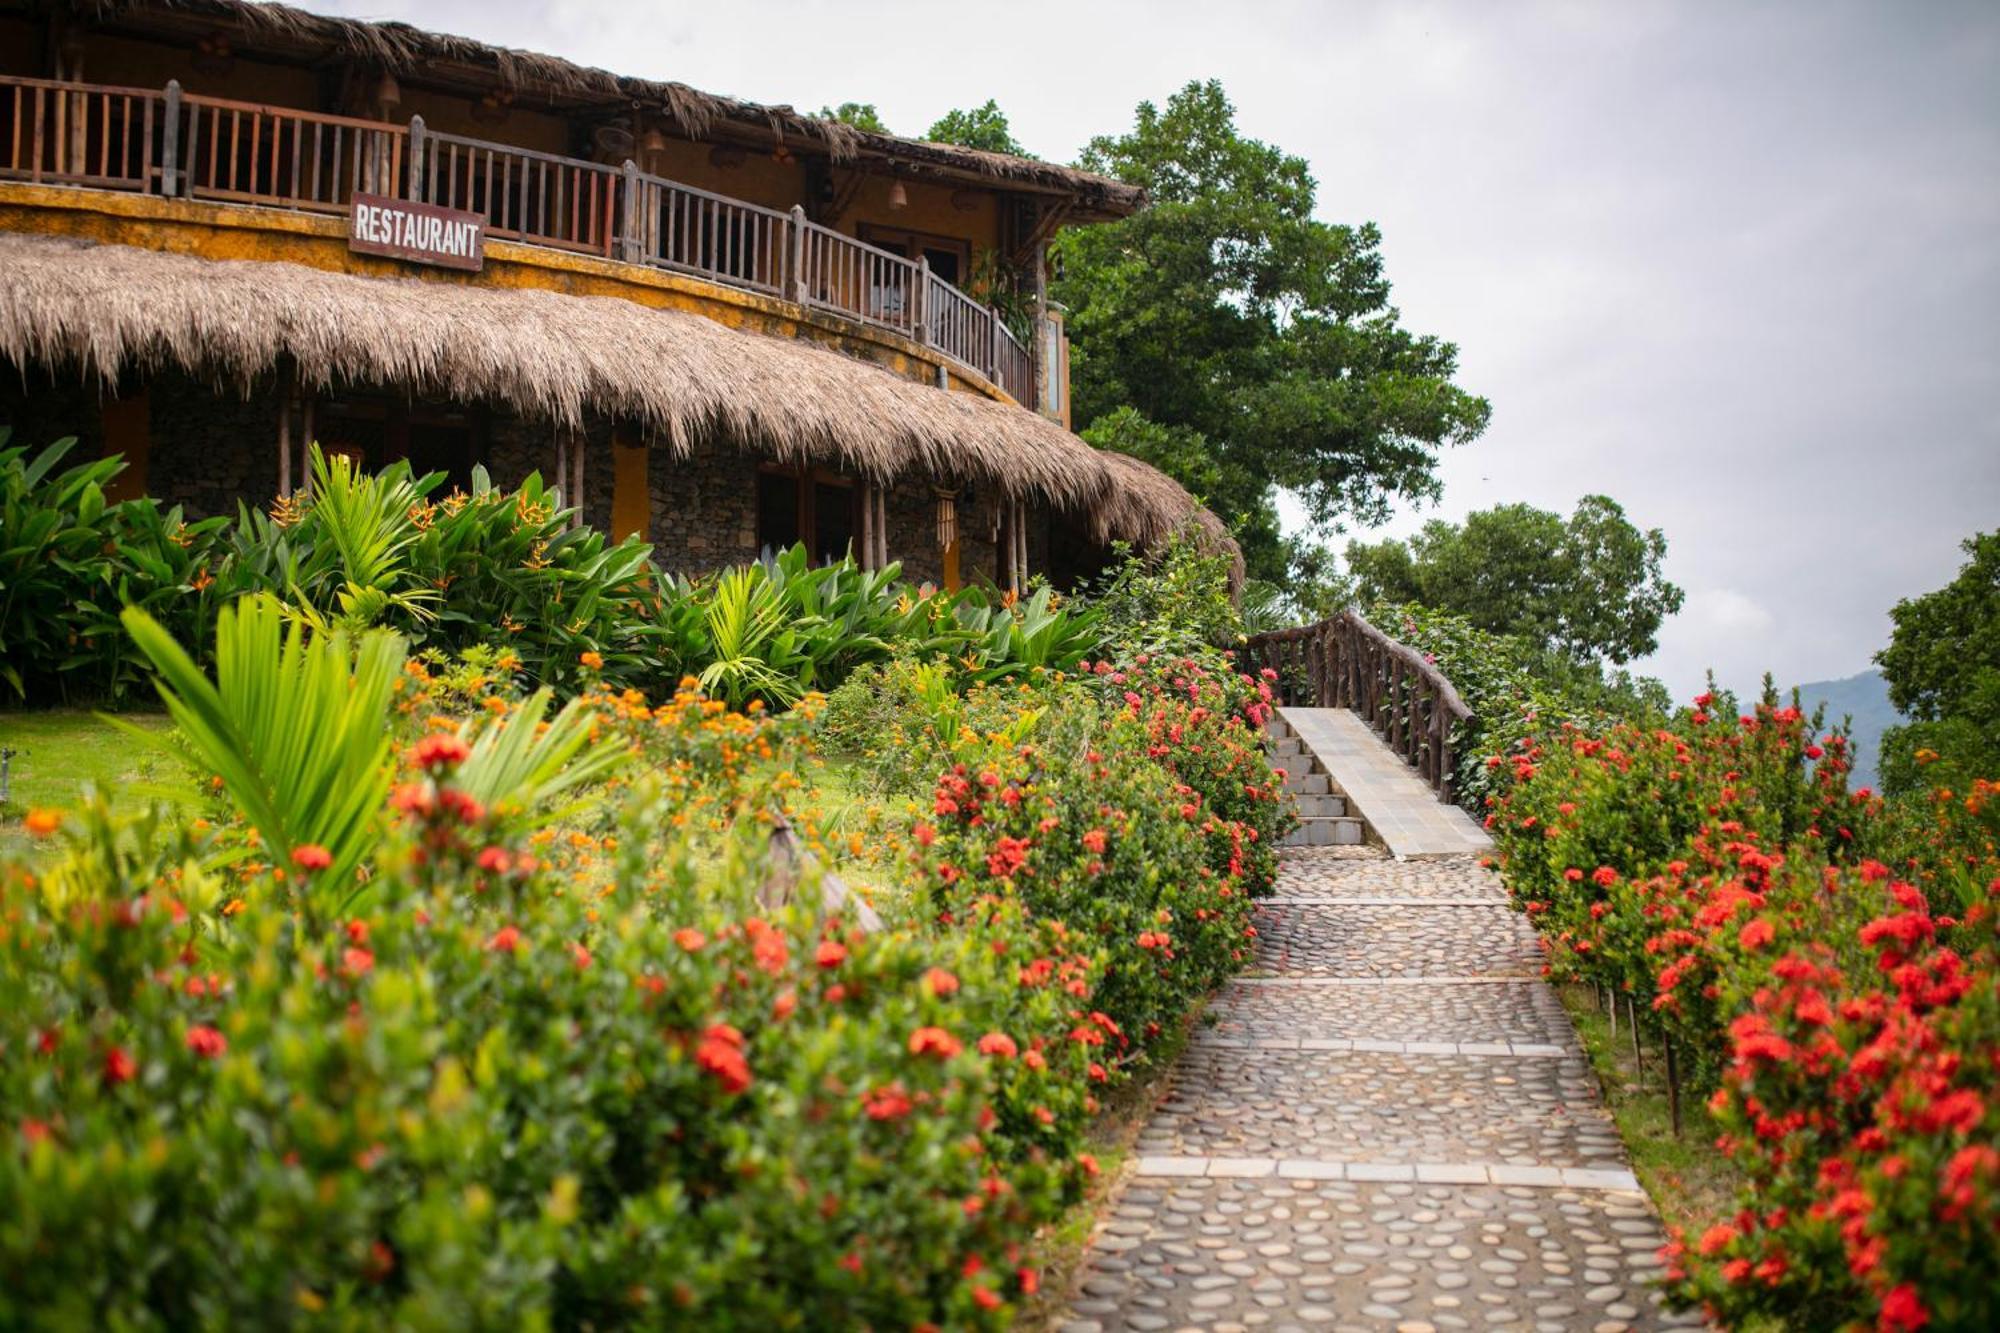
(1058, 848, 1701, 1332)
(1281, 709, 1493, 859)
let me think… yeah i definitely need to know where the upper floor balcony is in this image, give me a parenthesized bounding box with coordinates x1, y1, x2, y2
(0, 68, 1076, 414)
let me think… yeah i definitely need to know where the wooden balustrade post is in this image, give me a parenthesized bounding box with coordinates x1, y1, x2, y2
(787, 205, 807, 304)
(161, 80, 181, 196)
(619, 160, 640, 263)
(407, 114, 426, 201)
(914, 256, 931, 345)
(1439, 722, 1455, 803)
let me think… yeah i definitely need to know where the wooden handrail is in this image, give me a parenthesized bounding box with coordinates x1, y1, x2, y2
(0, 72, 1039, 404)
(1241, 611, 1471, 802)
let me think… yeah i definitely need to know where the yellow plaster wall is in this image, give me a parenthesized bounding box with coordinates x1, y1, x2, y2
(0, 183, 1013, 402)
(844, 174, 999, 256)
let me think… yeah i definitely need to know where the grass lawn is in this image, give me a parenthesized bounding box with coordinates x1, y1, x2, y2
(1560, 983, 1745, 1240)
(0, 710, 176, 858)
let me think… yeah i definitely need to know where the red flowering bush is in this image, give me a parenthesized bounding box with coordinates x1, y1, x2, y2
(0, 786, 1103, 1328)
(1076, 650, 1293, 895)
(910, 715, 1258, 1068)
(1486, 688, 2000, 1328)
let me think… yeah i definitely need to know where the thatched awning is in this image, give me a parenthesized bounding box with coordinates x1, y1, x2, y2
(0, 232, 1233, 570)
(41, 0, 1146, 219)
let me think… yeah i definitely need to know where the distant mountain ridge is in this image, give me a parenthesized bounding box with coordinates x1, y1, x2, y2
(1789, 669, 1901, 792)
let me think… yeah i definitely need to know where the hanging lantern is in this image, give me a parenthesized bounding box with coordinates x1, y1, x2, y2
(934, 488, 957, 549)
(887, 179, 909, 210)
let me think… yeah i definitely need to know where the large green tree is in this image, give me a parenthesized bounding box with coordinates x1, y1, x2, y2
(1875, 530, 2000, 796)
(816, 102, 891, 134)
(1345, 495, 1684, 664)
(925, 100, 1029, 156)
(1052, 80, 1490, 584)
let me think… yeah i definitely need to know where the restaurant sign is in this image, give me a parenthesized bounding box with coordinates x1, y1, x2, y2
(349, 193, 485, 272)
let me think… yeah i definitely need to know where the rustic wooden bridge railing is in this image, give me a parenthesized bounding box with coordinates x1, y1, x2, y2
(1241, 611, 1473, 803)
(0, 72, 1037, 405)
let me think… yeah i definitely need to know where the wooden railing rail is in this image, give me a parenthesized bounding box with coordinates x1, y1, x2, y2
(1, 75, 165, 192)
(417, 127, 620, 257)
(1241, 611, 1472, 803)
(181, 90, 406, 212)
(993, 318, 1033, 405)
(621, 166, 789, 295)
(0, 72, 1044, 405)
(795, 217, 921, 340)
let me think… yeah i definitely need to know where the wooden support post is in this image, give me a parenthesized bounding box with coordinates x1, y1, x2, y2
(555, 431, 571, 514)
(619, 159, 639, 263)
(1664, 1036, 1682, 1135)
(408, 114, 426, 201)
(914, 256, 930, 345)
(161, 80, 181, 196)
(276, 361, 294, 498)
(787, 205, 807, 304)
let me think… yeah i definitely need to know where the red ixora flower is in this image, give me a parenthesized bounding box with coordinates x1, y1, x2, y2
(485, 925, 523, 954)
(695, 1023, 752, 1095)
(815, 939, 848, 969)
(102, 1045, 137, 1086)
(290, 843, 333, 872)
(862, 1081, 913, 1121)
(185, 1025, 228, 1059)
(986, 836, 1030, 879)
(977, 1031, 1018, 1059)
(909, 1026, 963, 1059)
(924, 967, 960, 998)
(409, 733, 471, 773)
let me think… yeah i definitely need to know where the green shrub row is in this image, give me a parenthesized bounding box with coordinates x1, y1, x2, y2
(0, 433, 1100, 706)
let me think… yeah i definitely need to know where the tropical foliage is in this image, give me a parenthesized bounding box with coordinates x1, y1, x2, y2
(0, 437, 1102, 708)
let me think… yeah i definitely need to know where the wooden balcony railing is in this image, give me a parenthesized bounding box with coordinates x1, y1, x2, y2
(0, 72, 1046, 404)
(1241, 611, 1474, 803)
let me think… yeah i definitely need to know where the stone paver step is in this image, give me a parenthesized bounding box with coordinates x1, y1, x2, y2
(1253, 901, 1543, 978)
(1272, 846, 1510, 899)
(1280, 816, 1368, 848)
(1282, 770, 1333, 796)
(1060, 1177, 1698, 1332)
(1291, 792, 1348, 819)
(1134, 1045, 1625, 1169)
(1204, 975, 1572, 1047)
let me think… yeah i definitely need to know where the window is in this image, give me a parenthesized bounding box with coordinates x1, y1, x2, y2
(756, 466, 857, 564)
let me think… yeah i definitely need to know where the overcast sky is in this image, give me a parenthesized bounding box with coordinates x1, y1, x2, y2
(328, 0, 2000, 700)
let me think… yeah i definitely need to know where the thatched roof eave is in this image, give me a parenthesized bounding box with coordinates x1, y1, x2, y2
(0, 234, 1245, 568)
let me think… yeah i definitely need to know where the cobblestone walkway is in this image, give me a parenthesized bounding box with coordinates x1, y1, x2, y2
(1059, 848, 1701, 1333)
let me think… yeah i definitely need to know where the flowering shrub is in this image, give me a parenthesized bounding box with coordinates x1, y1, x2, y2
(910, 731, 1258, 1065)
(3, 579, 1251, 1326)
(1485, 688, 2000, 1328)
(1076, 650, 1292, 896)
(2, 731, 1114, 1327)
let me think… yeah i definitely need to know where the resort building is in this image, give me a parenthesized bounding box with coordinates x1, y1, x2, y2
(0, 0, 1232, 589)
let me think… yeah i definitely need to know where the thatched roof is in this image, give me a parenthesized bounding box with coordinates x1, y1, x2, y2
(1087, 450, 1246, 588)
(44, 0, 1146, 220)
(0, 232, 1233, 571)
